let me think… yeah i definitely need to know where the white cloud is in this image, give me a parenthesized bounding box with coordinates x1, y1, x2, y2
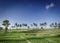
(46, 5, 50, 10)
(45, 3, 55, 10)
(50, 3, 54, 7)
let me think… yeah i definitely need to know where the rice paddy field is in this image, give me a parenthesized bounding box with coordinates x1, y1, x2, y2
(0, 29, 60, 43)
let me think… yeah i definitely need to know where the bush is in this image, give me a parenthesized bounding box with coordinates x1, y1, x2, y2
(0, 27, 3, 30)
(57, 34, 60, 37)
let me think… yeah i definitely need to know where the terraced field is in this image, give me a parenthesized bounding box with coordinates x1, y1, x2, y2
(0, 37, 60, 43)
(0, 29, 60, 43)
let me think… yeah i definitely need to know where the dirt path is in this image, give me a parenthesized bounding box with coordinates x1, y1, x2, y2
(26, 40, 32, 43)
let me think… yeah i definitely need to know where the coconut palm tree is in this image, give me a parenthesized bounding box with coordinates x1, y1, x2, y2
(27, 26, 30, 29)
(50, 23, 54, 28)
(22, 24, 27, 26)
(50, 22, 58, 29)
(58, 23, 60, 28)
(33, 23, 37, 28)
(15, 23, 19, 29)
(54, 22, 58, 28)
(43, 22, 47, 28)
(19, 24, 22, 29)
(31, 24, 33, 28)
(2, 20, 10, 32)
(40, 22, 47, 29)
(40, 23, 44, 29)
(22, 24, 27, 29)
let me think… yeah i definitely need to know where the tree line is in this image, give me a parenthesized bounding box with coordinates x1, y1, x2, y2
(0, 20, 60, 32)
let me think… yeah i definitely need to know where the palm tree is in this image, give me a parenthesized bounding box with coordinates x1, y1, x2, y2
(31, 24, 33, 28)
(22, 24, 27, 27)
(33, 23, 37, 28)
(50, 22, 58, 29)
(22, 24, 27, 26)
(43, 22, 47, 28)
(54, 22, 58, 28)
(15, 23, 19, 29)
(40, 23, 44, 29)
(58, 23, 60, 28)
(50, 23, 54, 28)
(2, 20, 10, 32)
(40, 22, 47, 29)
(19, 24, 22, 29)
(27, 26, 30, 29)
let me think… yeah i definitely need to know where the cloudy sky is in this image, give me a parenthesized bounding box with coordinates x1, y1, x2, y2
(0, 0, 60, 27)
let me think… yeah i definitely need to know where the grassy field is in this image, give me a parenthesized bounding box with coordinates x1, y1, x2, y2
(0, 29, 60, 43)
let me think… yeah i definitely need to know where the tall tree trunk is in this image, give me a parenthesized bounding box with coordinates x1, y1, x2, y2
(5, 26, 8, 32)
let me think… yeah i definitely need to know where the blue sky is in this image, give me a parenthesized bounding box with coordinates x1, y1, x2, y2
(0, 0, 60, 27)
